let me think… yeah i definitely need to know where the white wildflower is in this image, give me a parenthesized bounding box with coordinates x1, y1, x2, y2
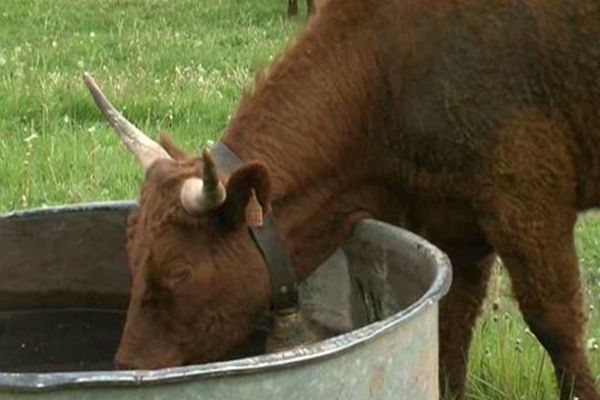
(24, 133, 38, 143)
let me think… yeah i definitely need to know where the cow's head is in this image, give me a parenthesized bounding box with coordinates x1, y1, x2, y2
(83, 74, 272, 369)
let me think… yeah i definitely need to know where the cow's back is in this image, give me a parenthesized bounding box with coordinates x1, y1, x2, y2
(365, 0, 600, 176)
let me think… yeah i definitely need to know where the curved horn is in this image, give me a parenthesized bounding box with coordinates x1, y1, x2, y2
(180, 148, 227, 214)
(82, 72, 171, 170)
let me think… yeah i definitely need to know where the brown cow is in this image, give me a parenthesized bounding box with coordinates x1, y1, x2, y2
(84, 0, 600, 399)
(288, 0, 315, 17)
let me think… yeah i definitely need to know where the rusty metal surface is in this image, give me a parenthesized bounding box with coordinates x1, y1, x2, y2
(0, 201, 451, 399)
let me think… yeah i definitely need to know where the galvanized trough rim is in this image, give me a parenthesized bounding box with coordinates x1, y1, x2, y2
(0, 201, 452, 392)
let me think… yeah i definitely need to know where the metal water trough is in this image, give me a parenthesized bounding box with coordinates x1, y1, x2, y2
(0, 201, 451, 400)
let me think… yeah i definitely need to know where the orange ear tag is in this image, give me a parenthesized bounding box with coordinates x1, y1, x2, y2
(246, 189, 264, 227)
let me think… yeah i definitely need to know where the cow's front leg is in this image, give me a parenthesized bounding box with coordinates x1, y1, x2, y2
(439, 247, 494, 399)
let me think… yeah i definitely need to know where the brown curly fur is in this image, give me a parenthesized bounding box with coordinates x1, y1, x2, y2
(114, 0, 599, 398)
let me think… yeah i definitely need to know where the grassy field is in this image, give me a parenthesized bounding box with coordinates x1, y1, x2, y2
(0, 1, 598, 398)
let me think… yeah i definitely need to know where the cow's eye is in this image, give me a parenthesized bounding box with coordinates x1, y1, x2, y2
(164, 264, 192, 289)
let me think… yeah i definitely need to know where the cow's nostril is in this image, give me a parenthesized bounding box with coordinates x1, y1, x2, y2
(114, 357, 131, 370)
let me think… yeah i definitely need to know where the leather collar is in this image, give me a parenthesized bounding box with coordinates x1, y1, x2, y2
(211, 141, 299, 314)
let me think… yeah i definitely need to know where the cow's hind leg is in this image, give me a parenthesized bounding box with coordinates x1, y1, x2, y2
(439, 245, 494, 399)
(483, 214, 598, 399)
(287, 0, 298, 17)
(307, 0, 315, 15)
(478, 115, 599, 400)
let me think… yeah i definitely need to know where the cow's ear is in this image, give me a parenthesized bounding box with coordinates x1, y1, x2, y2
(159, 134, 189, 161)
(219, 162, 271, 229)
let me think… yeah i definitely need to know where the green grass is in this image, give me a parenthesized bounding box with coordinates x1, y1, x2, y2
(0, 0, 304, 209)
(0, 1, 598, 398)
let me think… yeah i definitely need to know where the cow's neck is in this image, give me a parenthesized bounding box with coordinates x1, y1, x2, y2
(221, 12, 395, 280)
